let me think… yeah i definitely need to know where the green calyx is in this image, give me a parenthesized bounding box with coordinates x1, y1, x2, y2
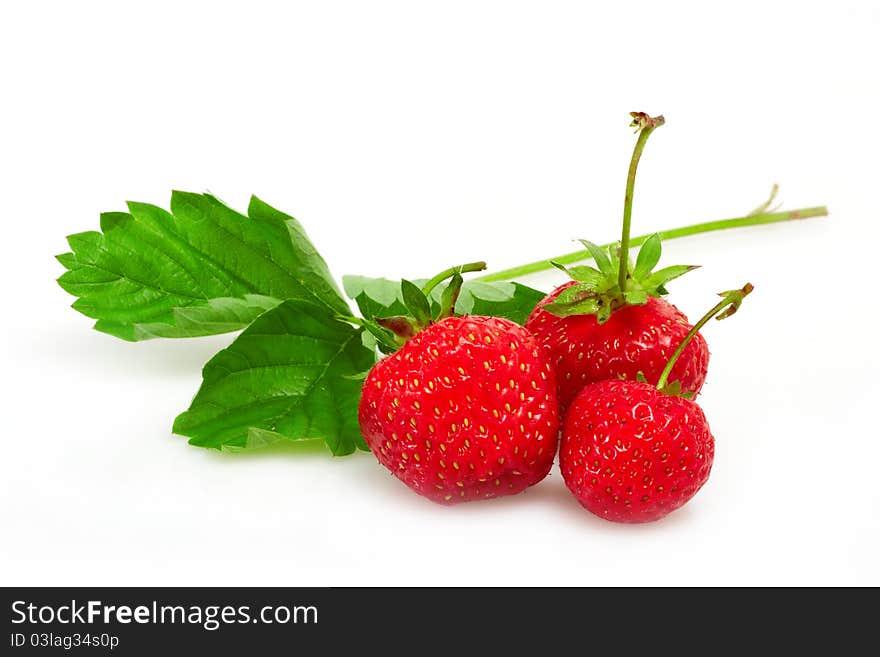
(368, 262, 486, 351)
(633, 371, 696, 399)
(544, 234, 698, 322)
(544, 111, 696, 323)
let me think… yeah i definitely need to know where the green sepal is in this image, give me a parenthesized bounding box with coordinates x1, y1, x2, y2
(375, 316, 417, 341)
(543, 233, 698, 322)
(439, 273, 464, 319)
(623, 289, 649, 305)
(551, 261, 605, 287)
(362, 318, 401, 353)
(596, 299, 613, 324)
(634, 371, 694, 399)
(633, 233, 662, 279)
(542, 283, 599, 317)
(342, 275, 544, 327)
(644, 264, 699, 289)
(658, 379, 696, 399)
(400, 279, 431, 325)
(578, 240, 615, 278)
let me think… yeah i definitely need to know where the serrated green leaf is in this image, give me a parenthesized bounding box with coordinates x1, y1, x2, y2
(342, 275, 413, 319)
(401, 279, 432, 324)
(173, 299, 375, 455)
(633, 233, 662, 279)
(644, 264, 699, 290)
(57, 192, 350, 341)
(578, 239, 615, 278)
(343, 276, 544, 325)
(450, 281, 544, 324)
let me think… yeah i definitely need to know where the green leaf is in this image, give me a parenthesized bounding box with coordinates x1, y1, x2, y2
(343, 276, 544, 325)
(578, 239, 615, 278)
(342, 275, 412, 319)
(644, 265, 699, 290)
(173, 299, 375, 455)
(451, 281, 544, 324)
(57, 192, 350, 341)
(633, 233, 662, 279)
(400, 279, 432, 324)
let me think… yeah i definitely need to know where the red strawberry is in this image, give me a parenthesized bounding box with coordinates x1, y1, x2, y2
(359, 315, 559, 505)
(526, 281, 708, 409)
(522, 113, 706, 408)
(558, 284, 752, 523)
(560, 379, 713, 523)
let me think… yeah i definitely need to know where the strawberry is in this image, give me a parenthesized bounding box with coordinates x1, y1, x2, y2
(560, 379, 713, 522)
(359, 314, 559, 505)
(559, 284, 752, 522)
(526, 282, 708, 409)
(524, 113, 705, 408)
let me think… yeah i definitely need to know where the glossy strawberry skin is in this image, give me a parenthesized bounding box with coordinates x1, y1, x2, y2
(359, 316, 559, 505)
(560, 379, 714, 523)
(525, 282, 709, 410)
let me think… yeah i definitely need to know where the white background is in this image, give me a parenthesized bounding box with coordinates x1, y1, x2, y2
(1, 1, 878, 586)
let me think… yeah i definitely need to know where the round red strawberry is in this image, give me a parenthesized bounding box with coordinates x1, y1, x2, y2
(359, 315, 559, 505)
(559, 283, 752, 523)
(525, 112, 706, 408)
(526, 282, 708, 409)
(560, 379, 713, 522)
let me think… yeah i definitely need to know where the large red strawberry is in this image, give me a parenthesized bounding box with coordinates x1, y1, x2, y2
(358, 272, 559, 505)
(559, 284, 751, 523)
(526, 282, 708, 409)
(525, 112, 705, 408)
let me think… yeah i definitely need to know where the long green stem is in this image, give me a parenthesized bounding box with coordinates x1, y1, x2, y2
(475, 206, 828, 283)
(619, 113, 665, 291)
(421, 261, 486, 297)
(656, 283, 754, 390)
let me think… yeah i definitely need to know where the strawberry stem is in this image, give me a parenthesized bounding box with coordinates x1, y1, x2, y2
(421, 261, 486, 297)
(619, 112, 665, 292)
(475, 204, 828, 283)
(655, 283, 754, 390)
